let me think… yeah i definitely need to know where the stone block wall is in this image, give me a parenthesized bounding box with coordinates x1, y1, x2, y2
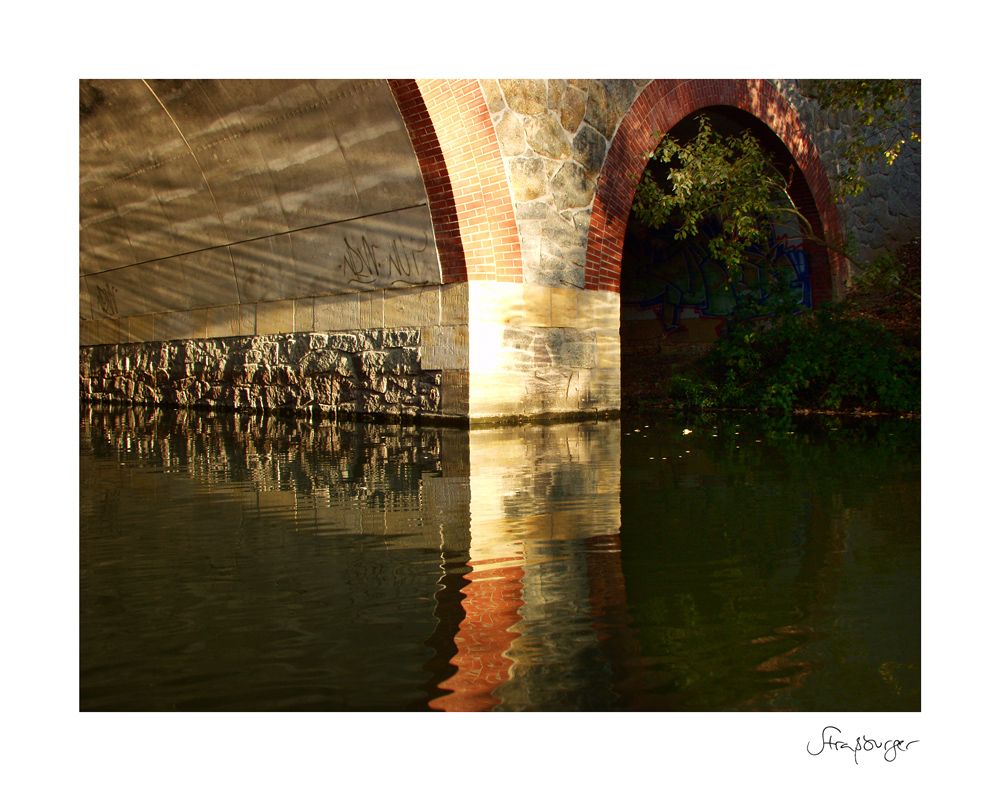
(80, 328, 441, 420)
(79, 276, 624, 424)
(465, 282, 620, 421)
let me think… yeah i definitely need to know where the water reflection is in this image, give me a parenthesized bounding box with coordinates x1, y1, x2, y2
(80, 405, 919, 711)
(431, 422, 623, 711)
(619, 414, 920, 711)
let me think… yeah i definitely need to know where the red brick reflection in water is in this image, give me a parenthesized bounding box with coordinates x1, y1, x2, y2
(429, 558, 524, 712)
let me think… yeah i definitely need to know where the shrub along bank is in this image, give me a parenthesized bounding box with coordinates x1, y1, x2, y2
(623, 239, 921, 416)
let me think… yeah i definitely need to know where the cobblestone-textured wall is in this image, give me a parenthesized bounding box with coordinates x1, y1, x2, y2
(772, 80, 920, 263)
(480, 79, 651, 288)
(80, 328, 444, 421)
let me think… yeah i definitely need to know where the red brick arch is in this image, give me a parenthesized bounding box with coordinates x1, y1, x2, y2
(389, 79, 522, 284)
(585, 79, 844, 304)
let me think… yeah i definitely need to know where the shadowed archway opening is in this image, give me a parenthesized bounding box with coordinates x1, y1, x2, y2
(620, 106, 835, 394)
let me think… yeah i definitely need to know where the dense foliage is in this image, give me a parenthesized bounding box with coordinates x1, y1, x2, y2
(667, 301, 920, 413)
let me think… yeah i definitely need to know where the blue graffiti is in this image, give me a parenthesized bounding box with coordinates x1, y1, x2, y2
(622, 216, 811, 336)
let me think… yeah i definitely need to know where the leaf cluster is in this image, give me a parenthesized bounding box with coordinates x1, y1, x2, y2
(632, 116, 794, 276)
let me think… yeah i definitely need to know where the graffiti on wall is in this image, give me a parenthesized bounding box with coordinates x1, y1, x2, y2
(621, 215, 811, 342)
(96, 282, 119, 316)
(341, 232, 433, 289)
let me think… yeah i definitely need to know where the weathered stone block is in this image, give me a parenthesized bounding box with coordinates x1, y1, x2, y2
(571, 123, 608, 176)
(582, 365, 620, 409)
(499, 79, 547, 115)
(309, 374, 338, 406)
(535, 328, 564, 364)
(379, 328, 420, 347)
(529, 256, 575, 288)
(440, 282, 469, 326)
(551, 161, 593, 211)
(480, 79, 505, 113)
(360, 290, 384, 329)
(496, 111, 527, 157)
(469, 281, 525, 326)
(509, 157, 547, 202)
(95, 317, 121, 346)
(551, 287, 579, 326)
(423, 324, 469, 371)
(382, 347, 421, 376)
(469, 369, 525, 417)
(300, 348, 355, 378)
(281, 333, 309, 363)
(524, 367, 574, 411)
(525, 113, 571, 160)
(126, 314, 156, 344)
(560, 87, 587, 133)
(440, 370, 469, 417)
(546, 80, 567, 109)
(514, 201, 549, 220)
(367, 374, 389, 394)
(563, 329, 597, 368)
(79, 320, 98, 347)
(595, 330, 621, 369)
(359, 350, 388, 379)
(584, 289, 620, 330)
(584, 79, 638, 140)
(294, 297, 314, 332)
(232, 362, 258, 386)
(165, 310, 208, 341)
(384, 285, 439, 328)
(256, 300, 295, 335)
(502, 326, 535, 352)
(205, 305, 235, 339)
(523, 284, 551, 327)
(315, 292, 361, 331)
(327, 332, 369, 353)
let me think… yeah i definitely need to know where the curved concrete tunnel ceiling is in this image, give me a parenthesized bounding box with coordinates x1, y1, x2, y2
(79, 79, 442, 322)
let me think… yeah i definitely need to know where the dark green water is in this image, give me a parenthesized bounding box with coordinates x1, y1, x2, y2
(79, 404, 919, 711)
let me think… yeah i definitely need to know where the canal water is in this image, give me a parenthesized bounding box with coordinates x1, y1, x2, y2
(79, 403, 919, 712)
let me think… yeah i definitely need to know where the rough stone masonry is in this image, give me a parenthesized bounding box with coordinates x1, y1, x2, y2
(80, 328, 443, 421)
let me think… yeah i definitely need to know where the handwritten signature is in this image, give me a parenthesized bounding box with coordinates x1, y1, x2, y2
(807, 725, 918, 764)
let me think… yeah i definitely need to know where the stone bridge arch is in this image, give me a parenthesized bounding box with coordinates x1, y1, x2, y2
(585, 78, 845, 304)
(79, 78, 853, 424)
